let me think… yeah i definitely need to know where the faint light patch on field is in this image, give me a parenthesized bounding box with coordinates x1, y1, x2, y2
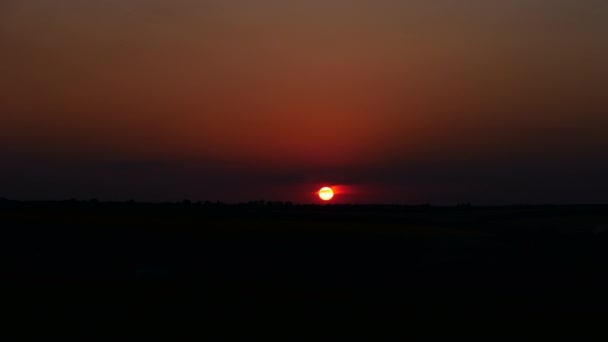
(134, 266, 170, 278)
(592, 224, 608, 236)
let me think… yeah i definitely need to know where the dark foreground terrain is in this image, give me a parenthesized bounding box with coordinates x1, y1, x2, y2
(2, 200, 608, 333)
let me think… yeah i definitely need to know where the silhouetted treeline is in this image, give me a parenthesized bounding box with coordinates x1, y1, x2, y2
(1, 198, 608, 233)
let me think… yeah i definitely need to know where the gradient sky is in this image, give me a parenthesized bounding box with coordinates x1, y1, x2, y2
(1, 0, 607, 203)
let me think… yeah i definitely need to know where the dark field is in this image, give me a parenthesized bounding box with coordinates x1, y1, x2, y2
(3, 200, 608, 331)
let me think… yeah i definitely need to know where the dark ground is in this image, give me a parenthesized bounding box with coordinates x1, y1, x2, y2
(2, 200, 608, 335)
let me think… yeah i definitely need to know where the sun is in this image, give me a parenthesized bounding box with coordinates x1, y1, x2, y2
(318, 187, 334, 201)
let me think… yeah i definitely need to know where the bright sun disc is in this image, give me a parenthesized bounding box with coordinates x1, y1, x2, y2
(318, 187, 334, 201)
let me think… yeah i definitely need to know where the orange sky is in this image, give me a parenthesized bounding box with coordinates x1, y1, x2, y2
(1, 0, 607, 203)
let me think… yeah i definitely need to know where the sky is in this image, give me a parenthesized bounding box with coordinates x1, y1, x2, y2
(1, 0, 607, 204)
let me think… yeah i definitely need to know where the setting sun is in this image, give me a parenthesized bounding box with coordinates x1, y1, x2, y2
(318, 187, 334, 201)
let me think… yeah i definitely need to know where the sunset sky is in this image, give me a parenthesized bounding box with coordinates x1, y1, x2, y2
(1, 0, 607, 203)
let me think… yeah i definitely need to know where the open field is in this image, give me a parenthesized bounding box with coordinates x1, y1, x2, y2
(2, 201, 608, 329)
